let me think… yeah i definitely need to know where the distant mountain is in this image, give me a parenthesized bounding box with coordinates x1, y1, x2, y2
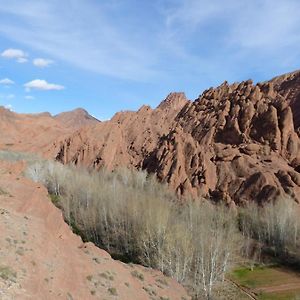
(2, 71, 300, 205)
(53, 92, 188, 169)
(0, 107, 67, 153)
(55, 108, 100, 129)
(0, 107, 98, 154)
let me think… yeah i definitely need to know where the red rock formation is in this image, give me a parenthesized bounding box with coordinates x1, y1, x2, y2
(52, 92, 189, 170)
(2, 72, 300, 204)
(0, 106, 98, 154)
(145, 75, 300, 204)
(54, 108, 100, 129)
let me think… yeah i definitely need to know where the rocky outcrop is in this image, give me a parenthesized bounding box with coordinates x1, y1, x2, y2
(2, 71, 300, 205)
(52, 93, 189, 170)
(144, 75, 300, 204)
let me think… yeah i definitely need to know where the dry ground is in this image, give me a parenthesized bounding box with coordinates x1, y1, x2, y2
(0, 160, 190, 300)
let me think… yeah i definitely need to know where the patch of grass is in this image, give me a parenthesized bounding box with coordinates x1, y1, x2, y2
(99, 272, 114, 281)
(108, 287, 118, 296)
(143, 286, 157, 296)
(86, 275, 93, 281)
(0, 187, 9, 196)
(16, 247, 25, 256)
(109, 275, 114, 281)
(131, 270, 144, 281)
(92, 257, 100, 264)
(0, 150, 39, 162)
(49, 194, 61, 207)
(231, 265, 300, 299)
(231, 265, 300, 288)
(156, 278, 169, 286)
(231, 266, 273, 288)
(258, 290, 300, 300)
(99, 272, 109, 280)
(0, 265, 17, 282)
(232, 267, 251, 279)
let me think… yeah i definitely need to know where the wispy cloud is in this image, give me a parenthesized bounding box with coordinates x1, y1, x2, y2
(0, 78, 15, 85)
(33, 58, 53, 67)
(24, 79, 64, 91)
(159, 0, 300, 80)
(162, 0, 300, 49)
(25, 95, 35, 100)
(4, 104, 13, 110)
(1, 48, 28, 63)
(0, 1, 159, 81)
(0, 0, 299, 87)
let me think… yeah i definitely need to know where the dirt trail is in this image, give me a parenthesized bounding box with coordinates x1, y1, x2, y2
(259, 282, 300, 293)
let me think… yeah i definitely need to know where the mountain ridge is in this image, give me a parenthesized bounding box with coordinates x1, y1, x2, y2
(2, 70, 300, 204)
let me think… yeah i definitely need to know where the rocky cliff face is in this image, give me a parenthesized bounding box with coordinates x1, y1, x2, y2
(52, 92, 189, 170)
(144, 75, 300, 204)
(2, 71, 300, 205)
(52, 72, 300, 204)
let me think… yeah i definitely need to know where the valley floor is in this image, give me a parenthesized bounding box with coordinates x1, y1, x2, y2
(230, 265, 300, 300)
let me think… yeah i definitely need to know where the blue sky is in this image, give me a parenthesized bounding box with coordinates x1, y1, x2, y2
(0, 0, 299, 120)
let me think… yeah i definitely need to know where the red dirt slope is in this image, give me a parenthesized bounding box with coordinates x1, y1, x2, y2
(0, 160, 190, 300)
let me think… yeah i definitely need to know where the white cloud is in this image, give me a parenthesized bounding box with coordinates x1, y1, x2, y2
(7, 94, 15, 99)
(0, 78, 14, 85)
(163, 0, 300, 52)
(25, 95, 35, 100)
(1, 48, 28, 63)
(33, 58, 53, 67)
(4, 104, 12, 110)
(17, 57, 28, 63)
(24, 79, 64, 92)
(0, 1, 158, 81)
(0, 0, 299, 85)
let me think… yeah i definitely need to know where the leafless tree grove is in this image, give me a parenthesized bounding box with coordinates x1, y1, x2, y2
(24, 159, 300, 299)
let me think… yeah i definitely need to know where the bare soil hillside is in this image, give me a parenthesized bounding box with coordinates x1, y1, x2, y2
(0, 160, 190, 299)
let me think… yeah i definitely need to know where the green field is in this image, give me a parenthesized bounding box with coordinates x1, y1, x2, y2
(230, 265, 300, 300)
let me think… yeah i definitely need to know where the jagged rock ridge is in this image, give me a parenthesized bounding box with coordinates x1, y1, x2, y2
(51, 72, 300, 205)
(145, 76, 300, 204)
(2, 72, 300, 205)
